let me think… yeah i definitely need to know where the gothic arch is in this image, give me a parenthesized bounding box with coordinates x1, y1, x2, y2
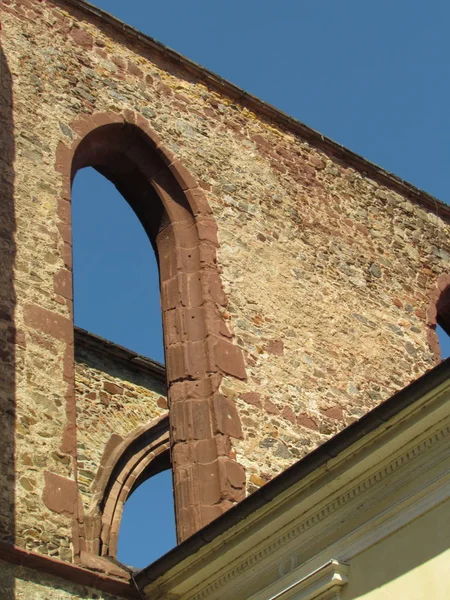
(83, 415, 170, 557)
(55, 112, 247, 543)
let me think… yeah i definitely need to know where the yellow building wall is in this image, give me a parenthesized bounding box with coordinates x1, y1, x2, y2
(342, 497, 450, 600)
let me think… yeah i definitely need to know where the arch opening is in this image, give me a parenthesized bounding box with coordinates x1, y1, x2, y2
(428, 277, 450, 361)
(117, 468, 176, 568)
(436, 285, 450, 360)
(71, 160, 172, 564)
(64, 115, 246, 548)
(72, 166, 164, 361)
(436, 324, 450, 360)
(84, 416, 172, 561)
(71, 122, 195, 254)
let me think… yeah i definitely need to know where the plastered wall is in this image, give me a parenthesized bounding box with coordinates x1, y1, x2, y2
(341, 497, 450, 600)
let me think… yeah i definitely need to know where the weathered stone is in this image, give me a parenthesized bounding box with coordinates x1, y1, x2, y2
(369, 263, 382, 278)
(240, 392, 261, 407)
(2, 0, 450, 580)
(266, 339, 284, 356)
(274, 442, 292, 459)
(23, 304, 73, 343)
(102, 382, 123, 396)
(70, 26, 94, 49)
(43, 472, 78, 517)
(212, 394, 243, 439)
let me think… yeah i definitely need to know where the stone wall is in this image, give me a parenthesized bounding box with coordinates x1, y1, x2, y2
(74, 328, 167, 513)
(1, 0, 450, 577)
(0, 558, 133, 599)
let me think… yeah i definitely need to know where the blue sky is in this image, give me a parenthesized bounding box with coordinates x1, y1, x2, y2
(71, 0, 450, 568)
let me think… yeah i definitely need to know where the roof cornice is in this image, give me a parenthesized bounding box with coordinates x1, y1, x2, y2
(135, 359, 450, 592)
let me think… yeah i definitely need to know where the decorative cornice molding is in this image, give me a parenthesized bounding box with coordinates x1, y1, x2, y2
(138, 365, 450, 595)
(268, 560, 349, 600)
(178, 419, 450, 600)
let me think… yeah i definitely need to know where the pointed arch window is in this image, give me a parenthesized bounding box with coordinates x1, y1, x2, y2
(60, 115, 246, 556)
(71, 166, 174, 565)
(72, 166, 164, 361)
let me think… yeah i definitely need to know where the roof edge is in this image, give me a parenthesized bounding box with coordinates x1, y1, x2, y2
(74, 327, 166, 384)
(135, 358, 450, 588)
(54, 0, 450, 221)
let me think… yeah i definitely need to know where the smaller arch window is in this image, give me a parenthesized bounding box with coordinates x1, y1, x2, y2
(85, 416, 174, 565)
(118, 469, 176, 568)
(429, 277, 450, 361)
(436, 324, 450, 360)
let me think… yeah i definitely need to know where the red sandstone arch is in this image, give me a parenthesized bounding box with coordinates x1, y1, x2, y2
(55, 111, 247, 544)
(427, 273, 450, 361)
(83, 415, 170, 557)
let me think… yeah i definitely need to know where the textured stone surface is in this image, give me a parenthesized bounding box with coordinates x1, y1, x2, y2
(74, 332, 167, 513)
(1, 0, 450, 579)
(0, 559, 127, 599)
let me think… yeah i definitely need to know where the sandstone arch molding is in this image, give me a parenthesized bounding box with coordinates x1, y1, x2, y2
(427, 273, 450, 361)
(83, 414, 170, 558)
(56, 111, 247, 543)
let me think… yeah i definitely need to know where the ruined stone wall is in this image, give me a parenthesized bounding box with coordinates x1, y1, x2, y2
(74, 329, 167, 512)
(1, 0, 450, 576)
(0, 559, 131, 599)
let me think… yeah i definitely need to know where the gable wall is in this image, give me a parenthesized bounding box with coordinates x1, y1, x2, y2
(1, 0, 450, 576)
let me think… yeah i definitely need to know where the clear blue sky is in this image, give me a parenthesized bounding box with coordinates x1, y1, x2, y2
(71, 0, 450, 568)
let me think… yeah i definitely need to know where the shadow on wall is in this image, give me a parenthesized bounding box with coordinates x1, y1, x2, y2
(0, 46, 16, 599)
